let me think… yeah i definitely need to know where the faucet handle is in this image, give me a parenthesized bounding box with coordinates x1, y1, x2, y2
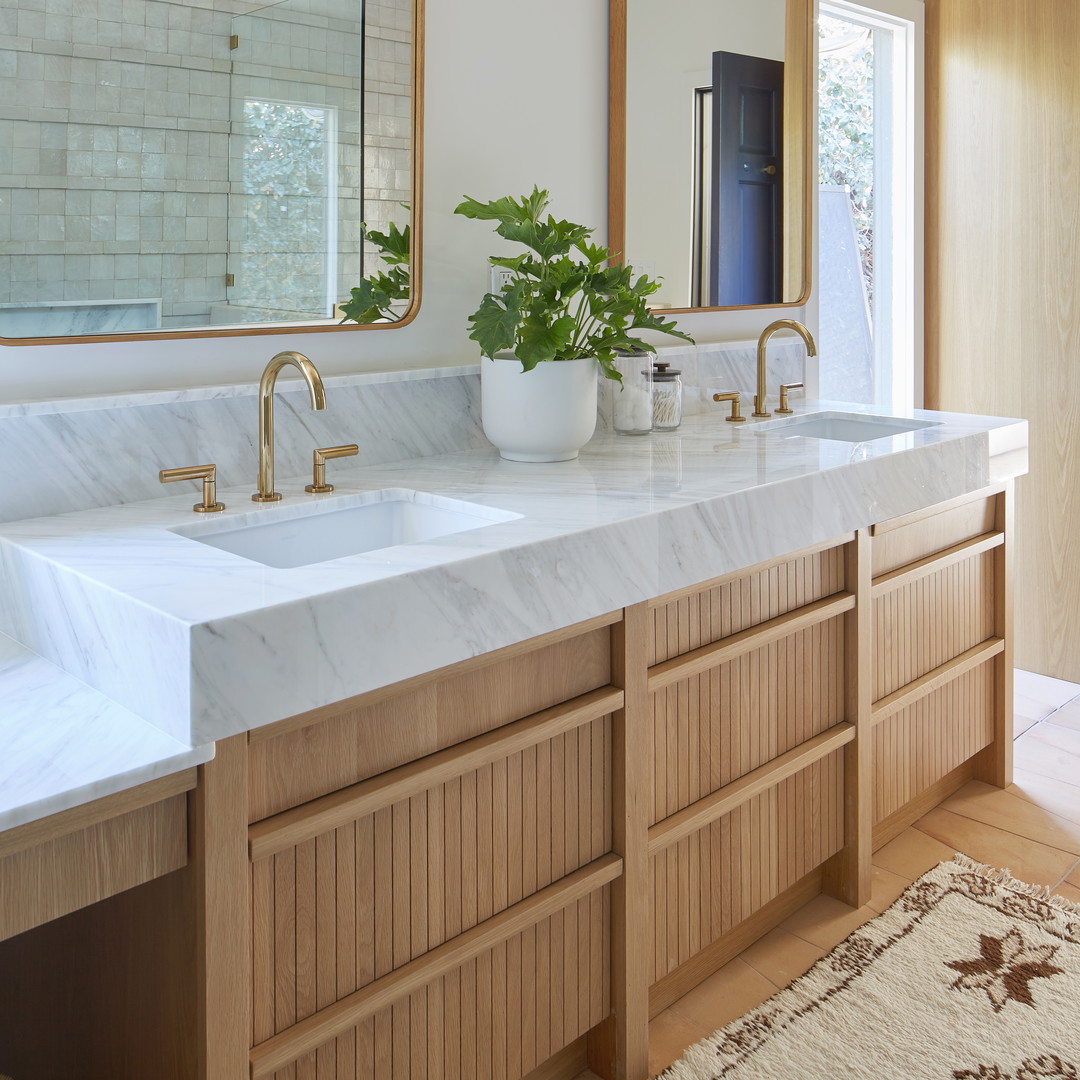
(712, 391, 747, 423)
(160, 463, 225, 513)
(305, 444, 359, 494)
(776, 382, 805, 415)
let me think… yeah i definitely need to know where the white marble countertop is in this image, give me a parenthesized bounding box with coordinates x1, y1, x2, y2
(0, 400, 1028, 792)
(0, 633, 214, 831)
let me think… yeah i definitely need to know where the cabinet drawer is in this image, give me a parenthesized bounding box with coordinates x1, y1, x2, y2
(650, 617, 847, 823)
(872, 491, 998, 575)
(873, 549, 997, 701)
(649, 542, 847, 665)
(649, 747, 845, 986)
(874, 662, 995, 824)
(249, 693, 616, 1062)
(0, 777, 190, 943)
(253, 885, 611, 1080)
(248, 620, 614, 821)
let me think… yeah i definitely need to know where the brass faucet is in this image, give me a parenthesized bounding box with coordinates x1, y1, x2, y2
(252, 351, 327, 502)
(753, 319, 817, 418)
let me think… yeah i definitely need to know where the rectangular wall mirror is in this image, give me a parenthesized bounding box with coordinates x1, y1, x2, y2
(610, 0, 812, 313)
(0, 0, 422, 344)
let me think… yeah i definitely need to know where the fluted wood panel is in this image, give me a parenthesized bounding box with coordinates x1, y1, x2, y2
(251, 717, 612, 1052)
(249, 627, 612, 821)
(873, 552, 995, 701)
(649, 545, 846, 665)
(264, 889, 609, 1080)
(649, 751, 845, 985)
(649, 619, 847, 823)
(873, 663, 995, 823)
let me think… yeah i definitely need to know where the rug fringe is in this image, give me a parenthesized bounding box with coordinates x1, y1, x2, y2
(947, 852, 1080, 916)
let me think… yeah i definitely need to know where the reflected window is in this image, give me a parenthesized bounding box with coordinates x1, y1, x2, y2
(231, 100, 338, 322)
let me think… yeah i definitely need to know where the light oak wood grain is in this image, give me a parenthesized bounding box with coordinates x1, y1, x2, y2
(925, 0, 1075, 678)
(0, 792, 187, 942)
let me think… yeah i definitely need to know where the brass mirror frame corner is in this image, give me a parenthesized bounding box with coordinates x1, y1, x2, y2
(608, 0, 814, 315)
(1, 0, 426, 348)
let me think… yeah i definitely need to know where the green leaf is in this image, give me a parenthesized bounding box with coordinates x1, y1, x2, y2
(361, 220, 410, 265)
(454, 186, 549, 225)
(516, 314, 576, 368)
(339, 279, 390, 324)
(466, 283, 527, 358)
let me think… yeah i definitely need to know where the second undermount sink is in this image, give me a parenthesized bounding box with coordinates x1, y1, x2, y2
(754, 410, 941, 442)
(172, 488, 522, 568)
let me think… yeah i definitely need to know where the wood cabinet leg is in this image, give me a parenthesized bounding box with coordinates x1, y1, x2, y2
(193, 733, 251, 1080)
(823, 530, 873, 908)
(976, 482, 1015, 788)
(589, 603, 650, 1080)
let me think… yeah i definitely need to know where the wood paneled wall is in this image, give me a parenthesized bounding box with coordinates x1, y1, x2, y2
(925, 0, 1079, 677)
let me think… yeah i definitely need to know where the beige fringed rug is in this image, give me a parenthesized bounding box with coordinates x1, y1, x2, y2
(661, 856, 1080, 1080)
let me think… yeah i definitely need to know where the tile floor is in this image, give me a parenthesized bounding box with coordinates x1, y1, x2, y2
(576, 669, 1080, 1079)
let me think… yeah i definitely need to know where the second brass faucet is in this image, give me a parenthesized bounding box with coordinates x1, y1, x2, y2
(754, 320, 817, 418)
(253, 351, 327, 502)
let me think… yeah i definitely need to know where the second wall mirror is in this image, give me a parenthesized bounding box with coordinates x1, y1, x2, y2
(609, 0, 812, 313)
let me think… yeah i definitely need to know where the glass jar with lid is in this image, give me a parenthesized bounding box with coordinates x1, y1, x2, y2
(651, 362, 683, 430)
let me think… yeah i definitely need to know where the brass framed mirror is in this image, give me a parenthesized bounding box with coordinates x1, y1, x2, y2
(0, 0, 423, 345)
(609, 0, 812, 313)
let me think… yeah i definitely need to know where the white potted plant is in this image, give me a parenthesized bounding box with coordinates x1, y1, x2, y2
(455, 187, 693, 461)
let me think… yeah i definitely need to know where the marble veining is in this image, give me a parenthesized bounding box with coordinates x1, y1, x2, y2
(0, 369, 487, 523)
(0, 399, 1027, 745)
(0, 633, 213, 832)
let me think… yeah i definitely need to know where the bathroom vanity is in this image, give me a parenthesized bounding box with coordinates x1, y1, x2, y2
(0, 396, 1027, 1080)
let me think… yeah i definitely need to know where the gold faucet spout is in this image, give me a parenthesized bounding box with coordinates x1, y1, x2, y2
(253, 351, 327, 502)
(753, 319, 817, 418)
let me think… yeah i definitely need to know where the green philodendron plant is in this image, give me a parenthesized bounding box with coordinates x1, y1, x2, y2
(339, 212, 410, 325)
(454, 187, 693, 381)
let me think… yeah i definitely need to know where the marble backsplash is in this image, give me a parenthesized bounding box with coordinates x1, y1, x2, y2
(0, 367, 487, 523)
(0, 341, 805, 523)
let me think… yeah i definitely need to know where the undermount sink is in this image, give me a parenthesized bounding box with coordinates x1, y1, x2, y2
(172, 488, 522, 568)
(754, 411, 941, 442)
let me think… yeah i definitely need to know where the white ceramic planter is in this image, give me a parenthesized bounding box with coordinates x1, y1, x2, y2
(481, 354, 599, 461)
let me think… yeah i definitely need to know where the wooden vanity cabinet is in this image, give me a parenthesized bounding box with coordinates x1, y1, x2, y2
(0, 487, 1010, 1080)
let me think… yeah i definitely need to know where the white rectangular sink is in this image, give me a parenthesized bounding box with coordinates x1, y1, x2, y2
(754, 411, 941, 442)
(172, 488, 522, 569)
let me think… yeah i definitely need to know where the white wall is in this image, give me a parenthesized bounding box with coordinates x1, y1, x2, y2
(0, 0, 806, 403)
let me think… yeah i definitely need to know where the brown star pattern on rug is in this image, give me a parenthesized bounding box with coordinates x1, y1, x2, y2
(946, 927, 1065, 1013)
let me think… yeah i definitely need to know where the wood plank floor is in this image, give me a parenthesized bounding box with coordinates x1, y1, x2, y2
(578, 670, 1080, 1079)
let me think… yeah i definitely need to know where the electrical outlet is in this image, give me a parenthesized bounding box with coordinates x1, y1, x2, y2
(490, 267, 515, 293)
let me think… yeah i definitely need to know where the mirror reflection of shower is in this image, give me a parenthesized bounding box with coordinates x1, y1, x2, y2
(0, 0, 414, 339)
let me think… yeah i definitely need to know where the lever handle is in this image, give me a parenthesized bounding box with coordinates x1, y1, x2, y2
(160, 463, 225, 513)
(306, 444, 359, 494)
(712, 391, 747, 424)
(777, 382, 805, 415)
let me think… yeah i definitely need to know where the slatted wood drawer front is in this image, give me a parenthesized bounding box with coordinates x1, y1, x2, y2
(872, 551, 996, 701)
(259, 888, 610, 1080)
(873, 663, 995, 823)
(250, 701, 614, 1077)
(648, 750, 845, 985)
(248, 620, 614, 821)
(871, 493, 997, 576)
(649, 618, 847, 823)
(649, 543, 847, 665)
